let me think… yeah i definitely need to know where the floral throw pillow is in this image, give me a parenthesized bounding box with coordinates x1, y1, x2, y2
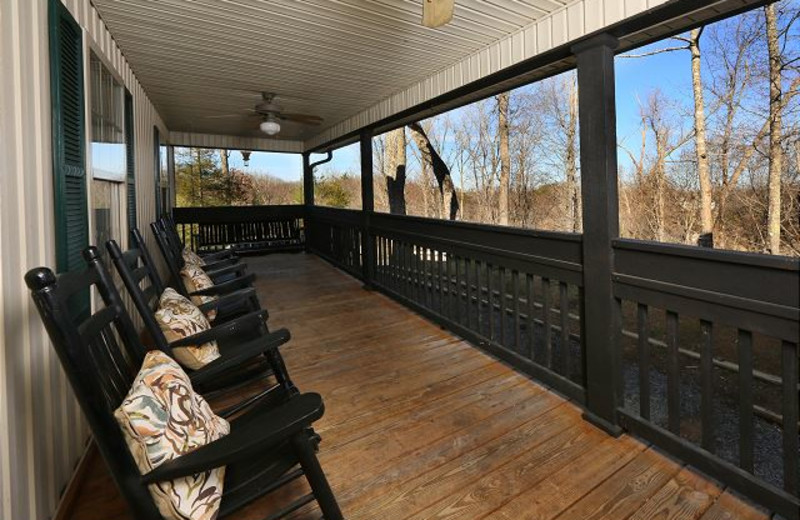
(180, 264, 218, 322)
(114, 350, 229, 520)
(155, 288, 220, 370)
(182, 248, 206, 267)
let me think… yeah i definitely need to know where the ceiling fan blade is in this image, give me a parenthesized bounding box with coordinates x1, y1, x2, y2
(422, 0, 454, 28)
(278, 113, 324, 125)
(204, 111, 259, 119)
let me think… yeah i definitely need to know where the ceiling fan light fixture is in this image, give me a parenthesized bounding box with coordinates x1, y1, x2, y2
(260, 116, 281, 136)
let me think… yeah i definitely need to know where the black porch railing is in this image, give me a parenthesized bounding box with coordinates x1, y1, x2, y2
(175, 204, 800, 518)
(368, 212, 586, 403)
(173, 205, 305, 254)
(306, 207, 363, 278)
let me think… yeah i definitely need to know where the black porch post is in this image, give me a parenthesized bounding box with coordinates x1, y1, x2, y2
(303, 151, 314, 252)
(573, 33, 623, 436)
(360, 130, 375, 285)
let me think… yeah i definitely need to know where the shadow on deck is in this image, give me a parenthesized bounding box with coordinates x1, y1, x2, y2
(70, 253, 770, 520)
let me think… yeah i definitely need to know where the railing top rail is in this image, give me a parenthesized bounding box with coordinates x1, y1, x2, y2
(173, 205, 305, 224)
(614, 238, 800, 271)
(371, 211, 583, 242)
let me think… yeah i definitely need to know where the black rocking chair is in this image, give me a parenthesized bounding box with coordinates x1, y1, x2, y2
(152, 221, 256, 296)
(25, 254, 343, 520)
(125, 228, 258, 325)
(105, 239, 296, 413)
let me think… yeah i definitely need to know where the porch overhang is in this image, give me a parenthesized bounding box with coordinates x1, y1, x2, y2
(92, 0, 770, 152)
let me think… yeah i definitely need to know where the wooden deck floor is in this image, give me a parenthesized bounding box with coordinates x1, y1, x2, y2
(70, 253, 771, 520)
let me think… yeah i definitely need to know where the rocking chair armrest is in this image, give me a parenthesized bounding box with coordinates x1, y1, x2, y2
(141, 393, 324, 484)
(205, 263, 247, 281)
(196, 287, 258, 314)
(189, 273, 256, 296)
(170, 310, 269, 348)
(188, 328, 291, 386)
(200, 249, 237, 262)
(203, 257, 242, 272)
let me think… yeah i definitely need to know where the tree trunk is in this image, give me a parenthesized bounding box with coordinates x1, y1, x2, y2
(407, 122, 460, 220)
(689, 28, 714, 246)
(497, 92, 510, 226)
(220, 149, 231, 205)
(385, 128, 407, 216)
(565, 79, 580, 232)
(765, 3, 783, 254)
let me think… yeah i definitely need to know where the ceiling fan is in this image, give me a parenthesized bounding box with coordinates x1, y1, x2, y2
(205, 92, 323, 136)
(422, 0, 455, 28)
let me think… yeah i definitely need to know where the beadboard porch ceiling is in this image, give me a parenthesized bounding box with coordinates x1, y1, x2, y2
(91, 0, 569, 143)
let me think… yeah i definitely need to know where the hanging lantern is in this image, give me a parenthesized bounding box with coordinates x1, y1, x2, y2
(241, 150, 252, 167)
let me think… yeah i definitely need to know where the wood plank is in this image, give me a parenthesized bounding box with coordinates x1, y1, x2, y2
(552, 447, 683, 520)
(699, 490, 771, 520)
(351, 409, 598, 520)
(628, 467, 723, 520)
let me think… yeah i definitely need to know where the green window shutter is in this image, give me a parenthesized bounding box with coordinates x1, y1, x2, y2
(125, 91, 137, 236)
(50, 0, 87, 274)
(49, 0, 89, 317)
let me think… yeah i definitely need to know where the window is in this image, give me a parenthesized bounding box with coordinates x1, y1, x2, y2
(312, 142, 361, 209)
(615, 0, 799, 255)
(154, 128, 171, 217)
(89, 52, 126, 250)
(174, 148, 303, 207)
(373, 69, 581, 232)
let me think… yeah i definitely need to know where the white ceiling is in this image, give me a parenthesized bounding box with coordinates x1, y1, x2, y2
(91, 0, 571, 142)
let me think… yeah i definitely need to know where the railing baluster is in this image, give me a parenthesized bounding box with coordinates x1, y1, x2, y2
(488, 263, 495, 342)
(445, 251, 454, 319)
(426, 247, 433, 309)
(527, 273, 535, 361)
(513, 271, 521, 354)
(377, 236, 383, 285)
(405, 242, 412, 297)
(667, 310, 680, 434)
(560, 282, 569, 377)
(476, 260, 483, 337)
(782, 340, 798, 494)
(542, 277, 551, 367)
(392, 239, 398, 289)
(500, 267, 507, 348)
(700, 319, 714, 452)
(416, 245, 421, 300)
(637, 303, 650, 421)
(466, 258, 474, 330)
(396, 240, 404, 294)
(455, 256, 462, 325)
(738, 329, 754, 473)
(437, 250, 444, 316)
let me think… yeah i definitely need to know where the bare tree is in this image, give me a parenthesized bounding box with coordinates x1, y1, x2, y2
(497, 92, 511, 225)
(565, 77, 580, 232)
(766, 3, 784, 254)
(385, 127, 407, 215)
(687, 29, 714, 244)
(408, 122, 460, 220)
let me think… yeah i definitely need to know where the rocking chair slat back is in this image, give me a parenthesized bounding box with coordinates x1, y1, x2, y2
(24, 246, 164, 519)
